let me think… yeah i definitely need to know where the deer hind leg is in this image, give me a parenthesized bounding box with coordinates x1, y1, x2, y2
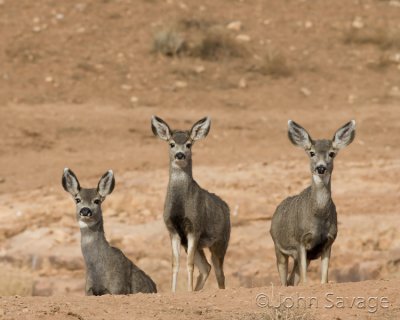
(186, 233, 198, 291)
(211, 253, 225, 289)
(321, 245, 331, 284)
(299, 244, 309, 284)
(170, 233, 181, 293)
(275, 249, 288, 286)
(194, 249, 211, 291)
(288, 258, 310, 286)
(210, 243, 227, 289)
(287, 259, 298, 286)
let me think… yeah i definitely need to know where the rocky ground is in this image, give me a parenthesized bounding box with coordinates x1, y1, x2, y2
(0, 0, 400, 319)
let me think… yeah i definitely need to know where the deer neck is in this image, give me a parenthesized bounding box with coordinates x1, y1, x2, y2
(311, 174, 332, 210)
(168, 160, 193, 196)
(79, 218, 109, 255)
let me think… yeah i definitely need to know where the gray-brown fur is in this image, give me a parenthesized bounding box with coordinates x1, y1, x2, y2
(62, 168, 157, 295)
(151, 116, 230, 292)
(270, 120, 356, 286)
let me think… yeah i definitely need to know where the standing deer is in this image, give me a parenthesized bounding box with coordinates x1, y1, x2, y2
(62, 168, 157, 295)
(270, 120, 356, 286)
(151, 116, 231, 292)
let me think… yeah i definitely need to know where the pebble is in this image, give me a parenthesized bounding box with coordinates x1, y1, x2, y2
(389, 0, 400, 7)
(121, 84, 132, 91)
(130, 96, 139, 103)
(300, 87, 311, 97)
(174, 81, 188, 89)
(194, 65, 205, 73)
(304, 20, 313, 29)
(238, 78, 247, 89)
(352, 16, 364, 29)
(227, 21, 242, 31)
(236, 34, 251, 42)
(389, 86, 400, 97)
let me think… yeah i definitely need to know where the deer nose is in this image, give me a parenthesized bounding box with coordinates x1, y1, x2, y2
(316, 165, 327, 174)
(80, 207, 92, 217)
(175, 152, 185, 160)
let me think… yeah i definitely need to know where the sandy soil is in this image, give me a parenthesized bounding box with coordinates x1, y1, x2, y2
(0, 0, 400, 319)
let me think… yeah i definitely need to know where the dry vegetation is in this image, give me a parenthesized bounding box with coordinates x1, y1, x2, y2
(249, 49, 292, 78)
(153, 19, 248, 60)
(344, 27, 400, 50)
(0, 265, 34, 296)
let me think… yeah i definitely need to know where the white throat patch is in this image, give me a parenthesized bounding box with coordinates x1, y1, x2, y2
(79, 220, 96, 229)
(313, 174, 330, 185)
(313, 174, 331, 208)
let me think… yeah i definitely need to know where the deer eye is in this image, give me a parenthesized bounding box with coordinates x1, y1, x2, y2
(170, 143, 175, 148)
(310, 151, 315, 157)
(329, 152, 336, 158)
(94, 199, 101, 205)
(75, 198, 81, 204)
(186, 143, 192, 149)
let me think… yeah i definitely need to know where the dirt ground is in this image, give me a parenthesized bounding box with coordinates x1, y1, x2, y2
(0, 0, 400, 319)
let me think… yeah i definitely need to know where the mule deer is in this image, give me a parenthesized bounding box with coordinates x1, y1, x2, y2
(151, 116, 231, 292)
(270, 120, 356, 286)
(62, 168, 157, 295)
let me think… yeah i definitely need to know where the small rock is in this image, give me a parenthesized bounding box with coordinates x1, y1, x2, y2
(236, 34, 251, 42)
(194, 65, 205, 73)
(352, 16, 364, 29)
(227, 21, 242, 31)
(33, 17, 40, 24)
(22, 308, 29, 313)
(32, 26, 42, 33)
(55, 13, 64, 20)
(130, 96, 139, 103)
(348, 94, 356, 104)
(389, 0, 400, 7)
(121, 84, 132, 91)
(0, 0, 4, 5)
(174, 81, 187, 89)
(45, 76, 53, 83)
(238, 78, 247, 89)
(390, 53, 400, 63)
(389, 86, 400, 98)
(304, 21, 313, 29)
(300, 87, 311, 97)
(178, 2, 188, 10)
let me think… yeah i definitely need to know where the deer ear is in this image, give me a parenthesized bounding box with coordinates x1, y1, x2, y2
(151, 116, 171, 141)
(62, 168, 81, 195)
(190, 117, 211, 141)
(332, 120, 356, 150)
(97, 170, 115, 197)
(287, 120, 313, 149)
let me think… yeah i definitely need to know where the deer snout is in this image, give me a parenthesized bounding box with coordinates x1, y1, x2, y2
(80, 207, 92, 217)
(175, 152, 186, 160)
(316, 165, 327, 174)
